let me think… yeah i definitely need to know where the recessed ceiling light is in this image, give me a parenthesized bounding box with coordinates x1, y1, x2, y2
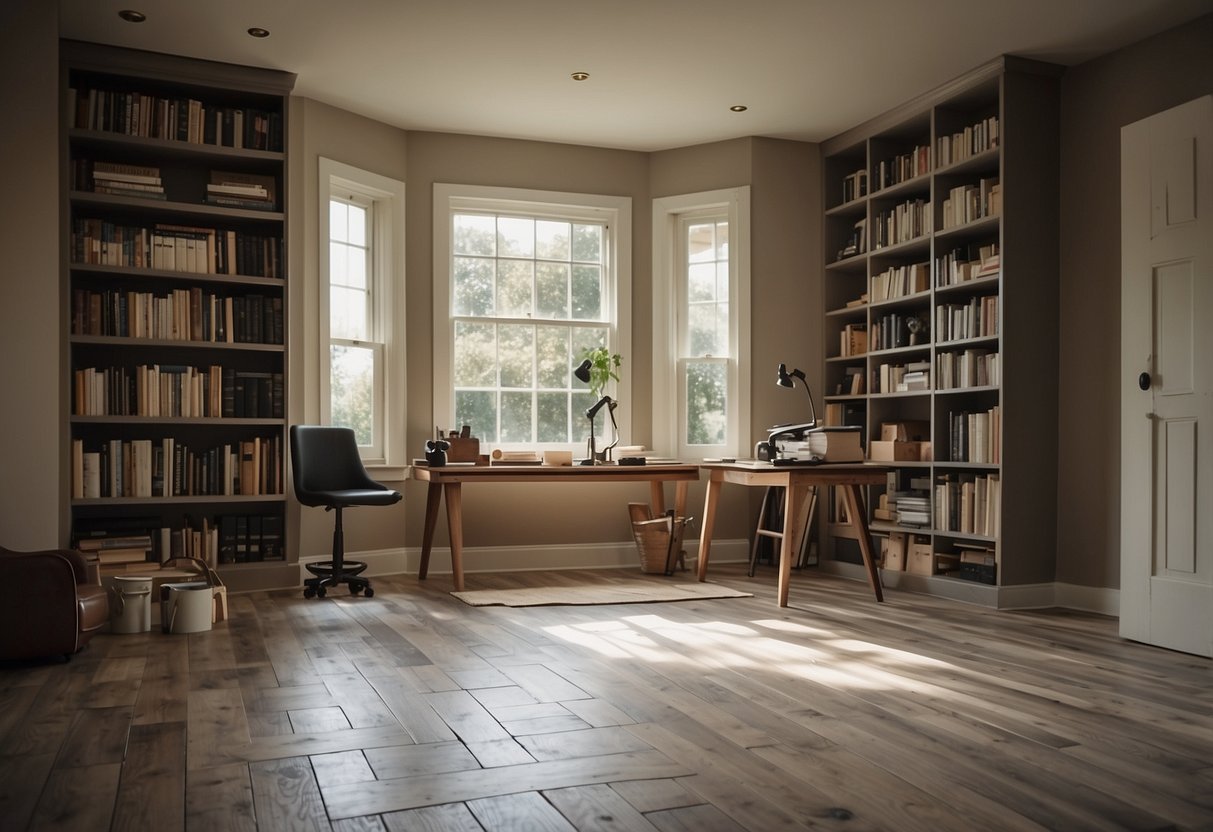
(730, 105, 748, 113)
(571, 71, 589, 81)
(117, 9, 146, 23)
(247, 27, 270, 38)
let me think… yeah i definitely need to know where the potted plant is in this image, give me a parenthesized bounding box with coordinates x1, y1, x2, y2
(579, 347, 621, 400)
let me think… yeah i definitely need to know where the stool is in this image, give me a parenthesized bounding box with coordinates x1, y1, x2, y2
(748, 486, 817, 577)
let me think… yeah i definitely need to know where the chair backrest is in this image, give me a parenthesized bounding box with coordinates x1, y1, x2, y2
(289, 425, 380, 506)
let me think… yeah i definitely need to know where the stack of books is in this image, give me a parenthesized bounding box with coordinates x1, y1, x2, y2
(92, 161, 164, 199)
(206, 170, 277, 211)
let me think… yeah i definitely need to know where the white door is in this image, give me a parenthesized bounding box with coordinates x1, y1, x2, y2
(1120, 95, 1213, 657)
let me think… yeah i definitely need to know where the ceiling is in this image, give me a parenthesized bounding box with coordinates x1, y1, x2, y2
(57, 0, 1213, 152)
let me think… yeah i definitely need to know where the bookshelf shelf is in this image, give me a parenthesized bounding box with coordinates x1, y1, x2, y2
(62, 41, 295, 581)
(819, 56, 1060, 600)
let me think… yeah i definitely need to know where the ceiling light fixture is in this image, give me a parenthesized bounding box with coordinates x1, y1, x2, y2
(571, 71, 589, 81)
(117, 10, 146, 23)
(730, 105, 748, 113)
(247, 27, 270, 38)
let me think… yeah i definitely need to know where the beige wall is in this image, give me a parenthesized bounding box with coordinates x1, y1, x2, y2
(0, 0, 61, 549)
(1056, 13, 1213, 588)
(288, 98, 411, 563)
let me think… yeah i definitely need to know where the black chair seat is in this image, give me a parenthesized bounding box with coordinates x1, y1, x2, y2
(309, 489, 402, 507)
(290, 425, 401, 599)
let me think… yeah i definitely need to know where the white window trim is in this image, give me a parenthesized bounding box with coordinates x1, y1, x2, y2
(433, 183, 632, 451)
(318, 157, 407, 479)
(652, 187, 751, 460)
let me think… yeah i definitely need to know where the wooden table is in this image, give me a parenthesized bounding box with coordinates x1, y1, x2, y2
(411, 463, 701, 591)
(697, 462, 888, 607)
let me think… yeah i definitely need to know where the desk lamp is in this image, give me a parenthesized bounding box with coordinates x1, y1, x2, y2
(767, 363, 819, 459)
(574, 359, 619, 465)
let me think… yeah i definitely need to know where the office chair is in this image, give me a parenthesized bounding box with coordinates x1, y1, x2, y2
(289, 425, 401, 598)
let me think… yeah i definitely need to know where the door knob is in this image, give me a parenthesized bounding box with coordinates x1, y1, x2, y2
(1138, 372, 1151, 391)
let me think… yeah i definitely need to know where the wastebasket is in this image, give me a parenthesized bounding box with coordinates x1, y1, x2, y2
(160, 581, 213, 634)
(109, 575, 153, 634)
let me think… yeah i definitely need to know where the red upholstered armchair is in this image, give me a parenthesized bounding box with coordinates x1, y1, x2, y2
(0, 546, 109, 661)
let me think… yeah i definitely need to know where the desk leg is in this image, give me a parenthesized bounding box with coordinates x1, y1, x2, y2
(696, 477, 721, 582)
(443, 482, 465, 591)
(650, 481, 666, 516)
(419, 482, 442, 580)
(842, 484, 884, 602)
(777, 483, 810, 608)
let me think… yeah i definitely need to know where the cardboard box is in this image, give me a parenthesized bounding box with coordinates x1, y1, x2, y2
(870, 440, 920, 461)
(880, 421, 930, 442)
(907, 536, 934, 576)
(881, 532, 906, 570)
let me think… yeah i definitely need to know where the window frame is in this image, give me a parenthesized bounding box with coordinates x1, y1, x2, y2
(318, 157, 406, 476)
(433, 184, 632, 452)
(651, 187, 751, 460)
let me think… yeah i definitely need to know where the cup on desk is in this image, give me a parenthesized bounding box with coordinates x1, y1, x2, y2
(543, 450, 573, 466)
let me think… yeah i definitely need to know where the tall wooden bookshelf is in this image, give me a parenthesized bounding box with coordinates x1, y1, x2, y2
(60, 41, 296, 591)
(819, 56, 1060, 606)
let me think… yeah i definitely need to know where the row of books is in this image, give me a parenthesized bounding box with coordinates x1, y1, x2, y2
(205, 171, 277, 211)
(936, 295, 998, 343)
(934, 473, 1002, 537)
(837, 217, 867, 261)
(72, 162, 279, 212)
(839, 322, 868, 357)
(879, 471, 933, 527)
(872, 144, 931, 191)
(872, 360, 931, 394)
(872, 198, 931, 250)
(947, 407, 1002, 464)
(836, 365, 866, 396)
(936, 115, 1000, 168)
(936, 349, 1000, 389)
(71, 218, 284, 278)
(68, 85, 284, 152)
(870, 262, 928, 303)
(940, 178, 1002, 230)
(841, 168, 867, 203)
(871, 311, 930, 352)
(936, 242, 1000, 288)
(70, 435, 281, 499)
(72, 288, 283, 345)
(72, 160, 166, 200)
(74, 514, 285, 570)
(73, 365, 283, 420)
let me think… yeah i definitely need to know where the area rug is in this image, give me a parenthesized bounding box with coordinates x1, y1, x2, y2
(451, 582, 753, 607)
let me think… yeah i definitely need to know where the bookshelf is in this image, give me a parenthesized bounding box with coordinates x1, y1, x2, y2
(61, 41, 296, 591)
(819, 56, 1060, 606)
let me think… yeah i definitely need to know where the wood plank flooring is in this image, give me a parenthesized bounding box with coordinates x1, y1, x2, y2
(2, 564, 1212, 830)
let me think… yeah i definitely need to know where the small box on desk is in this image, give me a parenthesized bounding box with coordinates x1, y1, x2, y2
(446, 436, 481, 463)
(870, 440, 930, 461)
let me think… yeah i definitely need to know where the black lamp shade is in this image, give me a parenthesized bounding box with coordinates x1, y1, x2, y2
(574, 359, 592, 384)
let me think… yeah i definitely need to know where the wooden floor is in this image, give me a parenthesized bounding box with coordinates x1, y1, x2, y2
(2, 564, 1212, 831)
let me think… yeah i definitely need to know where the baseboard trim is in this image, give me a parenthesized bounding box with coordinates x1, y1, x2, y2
(820, 561, 1119, 614)
(295, 548, 1119, 615)
(296, 540, 751, 583)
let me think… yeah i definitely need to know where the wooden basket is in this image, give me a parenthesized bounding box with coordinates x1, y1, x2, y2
(628, 503, 690, 574)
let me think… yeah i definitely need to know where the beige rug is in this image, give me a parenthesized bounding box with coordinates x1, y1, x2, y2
(451, 582, 752, 607)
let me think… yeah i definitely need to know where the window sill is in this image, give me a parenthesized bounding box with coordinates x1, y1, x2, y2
(365, 464, 408, 483)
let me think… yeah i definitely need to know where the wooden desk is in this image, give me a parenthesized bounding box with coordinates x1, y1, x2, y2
(697, 462, 888, 607)
(411, 463, 701, 591)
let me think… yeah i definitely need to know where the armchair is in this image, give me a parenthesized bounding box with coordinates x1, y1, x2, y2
(0, 546, 109, 661)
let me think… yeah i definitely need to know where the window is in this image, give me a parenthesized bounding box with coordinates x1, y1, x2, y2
(652, 188, 750, 459)
(319, 158, 405, 470)
(434, 185, 631, 449)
